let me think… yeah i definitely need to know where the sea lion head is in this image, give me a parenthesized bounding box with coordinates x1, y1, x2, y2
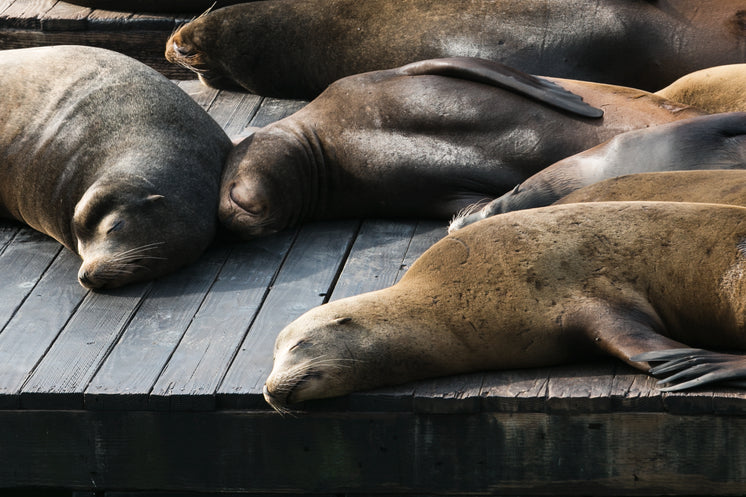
(165, 14, 242, 91)
(219, 130, 307, 238)
(72, 176, 214, 290)
(264, 295, 408, 412)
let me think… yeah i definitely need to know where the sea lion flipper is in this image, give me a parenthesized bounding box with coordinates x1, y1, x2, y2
(396, 57, 604, 119)
(631, 348, 746, 391)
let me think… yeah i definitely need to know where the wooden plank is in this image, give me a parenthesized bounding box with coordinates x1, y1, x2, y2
(0, 229, 62, 332)
(217, 220, 360, 409)
(608, 362, 664, 412)
(147, 231, 296, 411)
(0, 0, 56, 29)
(20, 280, 151, 409)
(202, 89, 263, 139)
(39, 1, 90, 30)
(0, 221, 20, 253)
(0, 29, 193, 79)
(1, 410, 746, 495)
(85, 8, 132, 30)
(412, 373, 484, 414)
(177, 79, 218, 110)
(479, 368, 550, 412)
(394, 220, 447, 282)
(330, 219, 417, 301)
(0, 250, 88, 408)
(544, 361, 617, 413)
(248, 97, 307, 127)
(84, 244, 231, 410)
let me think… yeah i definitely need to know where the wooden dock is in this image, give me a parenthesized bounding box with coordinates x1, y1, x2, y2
(2, 2, 746, 496)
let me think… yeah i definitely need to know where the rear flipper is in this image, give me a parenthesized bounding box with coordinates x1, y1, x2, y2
(631, 348, 746, 391)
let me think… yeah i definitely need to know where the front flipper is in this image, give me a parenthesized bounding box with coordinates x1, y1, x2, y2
(396, 57, 604, 118)
(632, 348, 746, 391)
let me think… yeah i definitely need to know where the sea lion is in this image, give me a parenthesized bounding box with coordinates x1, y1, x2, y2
(165, 0, 746, 99)
(554, 170, 746, 207)
(655, 64, 746, 114)
(264, 201, 746, 410)
(219, 57, 705, 239)
(0, 46, 232, 289)
(448, 112, 746, 232)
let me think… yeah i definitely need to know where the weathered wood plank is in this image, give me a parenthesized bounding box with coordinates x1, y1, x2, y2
(1, 410, 746, 495)
(544, 361, 617, 413)
(217, 220, 360, 408)
(177, 79, 218, 110)
(204, 89, 262, 138)
(0, 0, 56, 29)
(20, 281, 151, 409)
(0, 250, 87, 408)
(394, 220, 447, 282)
(330, 219, 417, 301)
(0, 29, 192, 79)
(0, 222, 21, 255)
(248, 97, 307, 127)
(480, 368, 550, 412)
(0, 0, 17, 16)
(609, 362, 664, 412)
(39, 1, 90, 30)
(412, 373, 484, 414)
(85, 8, 132, 30)
(148, 232, 296, 411)
(0, 229, 62, 332)
(84, 245, 231, 410)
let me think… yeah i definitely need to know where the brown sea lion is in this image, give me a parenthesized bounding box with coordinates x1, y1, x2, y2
(655, 64, 746, 113)
(554, 170, 746, 207)
(218, 57, 705, 239)
(0, 46, 232, 289)
(165, 0, 746, 99)
(448, 112, 746, 232)
(264, 201, 746, 410)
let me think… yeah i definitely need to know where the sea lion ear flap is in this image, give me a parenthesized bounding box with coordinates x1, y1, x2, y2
(396, 57, 603, 118)
(146, 194, 165, 202)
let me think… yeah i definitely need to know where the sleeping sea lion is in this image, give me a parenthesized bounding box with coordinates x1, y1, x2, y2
(554, 170, 746, 207)
(448, 112, 746, 232)
(0, 46, 232, 289)
(264, 201, 746, 410)
(218, 57, 706, 239)
(655, 64, 746, 113)
(165, 0, 746, 99)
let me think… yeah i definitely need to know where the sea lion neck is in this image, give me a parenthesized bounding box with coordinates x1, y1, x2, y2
(268, 120, 330, 224)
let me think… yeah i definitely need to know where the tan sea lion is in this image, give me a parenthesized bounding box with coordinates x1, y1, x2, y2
(655, 64, 746, 114)
(0, 46, 232, 289)
(218, 57, 705, 239)
(448, 112, 746, 232)
(264, 201, 746, 410)
(165, 0, 746, 99)
(554, 170, 746, 206)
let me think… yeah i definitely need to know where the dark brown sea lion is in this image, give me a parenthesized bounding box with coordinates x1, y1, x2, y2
(655, 64, 746, 113)
(448, 112, 746, 232)
(165, 0, 746, 99)
(0, 46, 232, 289)
(218, 57, 705, 239)
(264, 201, 746, 410)
(554, 170, 746, 207)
